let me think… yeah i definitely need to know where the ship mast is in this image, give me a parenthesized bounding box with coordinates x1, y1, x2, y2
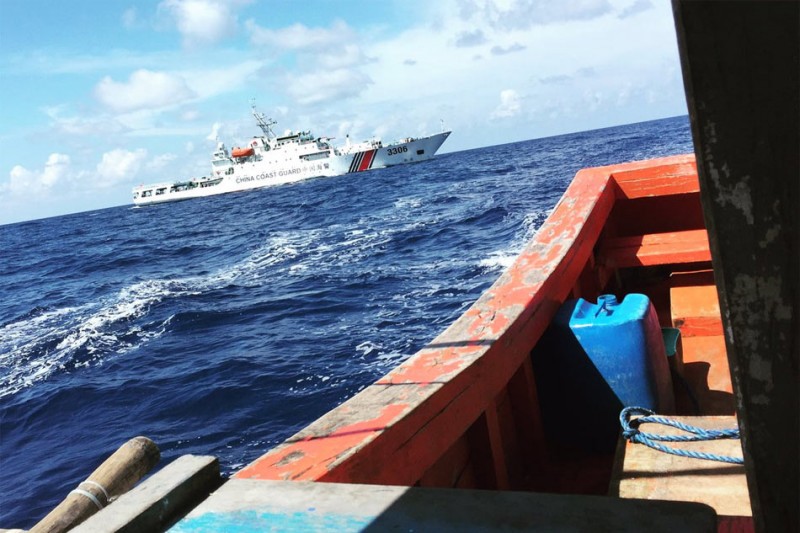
(250, 99, 277, 139)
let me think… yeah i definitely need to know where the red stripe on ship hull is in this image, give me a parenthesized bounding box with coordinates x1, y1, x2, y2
(358, 149, 376, 172)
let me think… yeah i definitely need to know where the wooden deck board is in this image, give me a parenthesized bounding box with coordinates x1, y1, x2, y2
(671, 284, 722, 337)
(172, 478, 718, 532)
(669, 278, 734, 415)
(599, 229, 711, 268)
(611, 416, 751, 524)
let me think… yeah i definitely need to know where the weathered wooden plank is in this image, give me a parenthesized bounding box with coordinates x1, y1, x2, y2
(599, 229, 711, 268)
(173, 478, 718, 532)
(680, 336, 736, 415)
(71, 455, 220, 533)
(505, 357, 548, 479)
(673, 1, 799, 531)
(417, 433, 472, 488)
(611, 159, 699, 199)
(612, 416, 750, 526)
(670, 283, 723, 337)
(484, 396, 510, 489)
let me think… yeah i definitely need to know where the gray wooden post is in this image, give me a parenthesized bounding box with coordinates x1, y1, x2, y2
(672, 2, 799, 532)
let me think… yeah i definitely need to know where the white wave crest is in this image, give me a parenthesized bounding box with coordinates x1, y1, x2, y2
(0, 231, 324, 398)
(479, 251, 518, 270)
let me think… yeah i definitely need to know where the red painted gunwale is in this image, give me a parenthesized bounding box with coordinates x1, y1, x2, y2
(236, 154, 702, 489)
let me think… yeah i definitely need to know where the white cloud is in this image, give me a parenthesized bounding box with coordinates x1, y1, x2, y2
(147, 153, 178, 170)
(41, 154, 69, 188)
(286, 69, 373, 106)
(44, 105, 128, 136)
(181, 109, 200, 121)
(618, 0, 653, 19)
(491, 43, 526, 55)
(159, 0, 241, 47)
(122, 7, 138, 29)
(3, 153, 71, 195)
(178, 59, 263, 100)
(315, 44, 372, 70)
(94, 69, 195, 113)
(458, 0, 614, 30)
(491, 89, 522, 118)
(206, 122, 223, 141)
(246, 19, 372, 107)
(583, 89, 603, 111)
(246, 19, 353, 50)
(454, 29, 487, 47)
(96, 149, 148, 186)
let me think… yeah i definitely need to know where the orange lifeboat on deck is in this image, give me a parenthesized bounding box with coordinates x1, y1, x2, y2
(231, 147, 255, 158)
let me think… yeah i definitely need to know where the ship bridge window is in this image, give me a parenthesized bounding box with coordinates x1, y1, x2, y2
(155, 188, 166, 195)
(141, 190, 152, 197)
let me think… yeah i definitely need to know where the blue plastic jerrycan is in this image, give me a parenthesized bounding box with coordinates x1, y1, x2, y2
(531, 294, 674, 453)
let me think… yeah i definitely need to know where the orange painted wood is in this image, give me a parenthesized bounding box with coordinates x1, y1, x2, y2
(236, 155, 702, 488)
(669, 278, 732, 414)
(610, 158, 699, 199)
(671, 284, 723, 337)
(681, 336, 735, 415)
(599, 229, 711, 268)
(608, 194, 707, 237)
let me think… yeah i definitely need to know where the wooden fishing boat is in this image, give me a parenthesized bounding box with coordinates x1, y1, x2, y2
(208, 154, 746, 530)
(46, 150, 788, 533)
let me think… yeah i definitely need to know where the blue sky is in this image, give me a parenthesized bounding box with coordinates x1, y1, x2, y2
(0, 0, 687, 225)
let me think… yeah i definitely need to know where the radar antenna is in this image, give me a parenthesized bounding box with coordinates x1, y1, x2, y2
(250, 99, 277, 139)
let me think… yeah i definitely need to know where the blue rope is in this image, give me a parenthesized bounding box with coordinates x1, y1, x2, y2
(620, 406, 744, 465)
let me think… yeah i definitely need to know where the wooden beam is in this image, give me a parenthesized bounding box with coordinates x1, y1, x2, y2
(672, 2, 799, 532)
(484, 398, 510, 490)
(598, 229, 711, 268)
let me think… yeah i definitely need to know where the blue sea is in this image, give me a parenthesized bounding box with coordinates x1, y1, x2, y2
(0, 116, 693, 528)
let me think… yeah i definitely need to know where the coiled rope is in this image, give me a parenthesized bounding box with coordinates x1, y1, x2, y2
(620, 406, 744, 465)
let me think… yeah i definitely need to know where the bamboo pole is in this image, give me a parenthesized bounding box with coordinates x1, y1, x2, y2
(30, 436, 160, 533)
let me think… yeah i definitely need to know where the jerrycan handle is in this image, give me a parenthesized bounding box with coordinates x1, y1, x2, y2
(595, 294, 618, 317)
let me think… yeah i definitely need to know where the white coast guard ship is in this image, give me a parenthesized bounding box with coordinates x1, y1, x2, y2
(132, 104, 451, 206)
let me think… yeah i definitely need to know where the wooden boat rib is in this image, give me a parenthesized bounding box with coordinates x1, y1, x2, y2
(236, 154, 720, 496)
